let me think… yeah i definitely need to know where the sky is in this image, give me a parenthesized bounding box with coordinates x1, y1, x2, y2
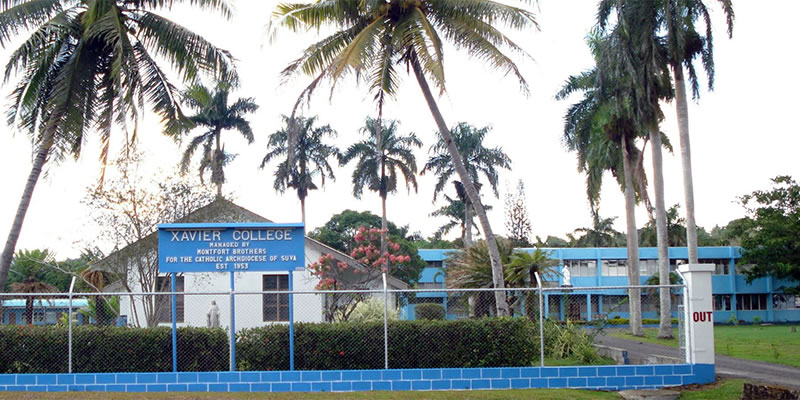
(0, 1, 799, 260)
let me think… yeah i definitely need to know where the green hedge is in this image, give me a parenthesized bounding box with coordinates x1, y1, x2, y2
(415, 303, 445, 320)
(236, 318, 538, 370)
(1, 318, 539, 373)
(0, 326, 228, 373)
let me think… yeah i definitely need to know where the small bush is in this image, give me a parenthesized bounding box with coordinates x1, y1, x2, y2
(349, 297, 398, 322)
(415, 303, 445, 320)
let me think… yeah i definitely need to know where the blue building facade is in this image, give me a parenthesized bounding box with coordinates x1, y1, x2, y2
(415, 247, 800, 323)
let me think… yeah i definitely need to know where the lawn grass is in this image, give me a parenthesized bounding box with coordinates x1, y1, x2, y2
(0, 389, 620, 399)
(609, 324, 800, 367)
(678, 378, 746, 400)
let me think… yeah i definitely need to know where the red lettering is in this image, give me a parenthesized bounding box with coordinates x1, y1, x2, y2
(692, 311, 713, 323)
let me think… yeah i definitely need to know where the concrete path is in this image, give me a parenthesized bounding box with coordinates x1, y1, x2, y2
(595, 332, 800, 390)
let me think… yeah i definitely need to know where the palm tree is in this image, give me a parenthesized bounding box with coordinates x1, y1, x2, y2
(557, 33, 652, 336)
(659, 0, 734, 265)
(446, 238, 515, 317)
(9, 250, 57, 324)
(422, 123, 511, 247)
(271, 0, 537, 316)
(507, 249, 559, 321)
(262, 115, 340, 224)
(79, 267, 117, 325)
(339, 117, 421, 259)
(0, 0, 234, 292)
(598, 2, 676, 339)
(430, 192, 490, 245)
(573, 214, 625, 248)
(180, 79, 258, 197)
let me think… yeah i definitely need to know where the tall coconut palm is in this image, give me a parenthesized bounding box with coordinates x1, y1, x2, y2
(430, 190, 491, 244)
(271, 0, 537, 316)
(655, 0, 733, 264)
(422, 123, 511, 247)
(179, 79, 258, 197)
(557, 33, 653, 336)
(598, 2, 676, 338)
(573, 214, 625, 248)
(0, 0, 234, 292)
(340, 117, 421, 258)
(262, 115, 340, 224)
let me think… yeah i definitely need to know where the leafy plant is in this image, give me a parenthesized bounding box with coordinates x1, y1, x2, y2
(415, 304, 446, 321)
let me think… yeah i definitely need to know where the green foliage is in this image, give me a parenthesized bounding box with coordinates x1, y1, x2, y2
(735, 176, 800, 293)
(415, 303, 445, 320)
(238, 318, 538, 370)
(6, 249, 85, 292)
(308, 210, 426, 286)
(542, 319, 602, 364)
(348, 297, 398, 323)
(0, 326, 228, 373)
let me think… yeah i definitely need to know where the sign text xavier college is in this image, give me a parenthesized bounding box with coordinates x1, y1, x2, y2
(158, 223, 304, 273)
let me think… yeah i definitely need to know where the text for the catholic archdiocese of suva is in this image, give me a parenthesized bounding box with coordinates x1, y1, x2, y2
(163, 229, 298, 271)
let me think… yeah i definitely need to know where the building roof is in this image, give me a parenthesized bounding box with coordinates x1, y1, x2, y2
(2, 299, 89, 308)
(98, 197, 408, 290)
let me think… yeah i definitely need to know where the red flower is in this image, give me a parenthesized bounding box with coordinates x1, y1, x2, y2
(339, 351, 345, 356)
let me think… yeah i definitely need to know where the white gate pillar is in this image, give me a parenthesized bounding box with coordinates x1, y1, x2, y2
(679, 263, 715, 366)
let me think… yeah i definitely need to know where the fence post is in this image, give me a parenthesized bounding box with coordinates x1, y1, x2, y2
(288, 270, 295, 371)
(171, 272, 178, 372)
(230, 271, 236, 371)
(675, 270, 691, 364)
(534, 272, 544, 368)
(68, 276, 76, 373)
(382, 273, 389, 369)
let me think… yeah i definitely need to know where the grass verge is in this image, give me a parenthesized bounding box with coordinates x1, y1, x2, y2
(609, 324, 800, 367)
(0, 389, 620, 399)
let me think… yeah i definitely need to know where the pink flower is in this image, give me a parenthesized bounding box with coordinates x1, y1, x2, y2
(393, 243, 400, 251)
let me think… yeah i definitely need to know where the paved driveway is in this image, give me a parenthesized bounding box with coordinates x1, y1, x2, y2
(595, 333, 800, 390)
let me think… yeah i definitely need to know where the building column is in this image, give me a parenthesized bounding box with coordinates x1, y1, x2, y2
(586, 294, 592, 321)
(729, 258, 737, 320)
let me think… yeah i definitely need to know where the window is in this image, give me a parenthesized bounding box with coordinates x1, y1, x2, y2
(426, 261, 443, 268)
(409, 297, 444, 305)
(8, 313, 16, 325)
(263, 274, 289, 322)
(773, 294, 800, 310)
(700, 259, 730, 275)
(602, 295, 629, 313)
(714, 294, 731, 311)
(157, 276, 184, 323)
(563, 260, 597, 276)
(640, 259, 658, 276)
(417, 282, 444, 290)
(603, 260, 627, 277)
(736, 294, 767, 311)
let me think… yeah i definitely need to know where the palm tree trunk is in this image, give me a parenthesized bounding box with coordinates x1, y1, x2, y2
(300, 197, 306, 225)
(650, 128, 673, 339)
(215, 131, 223, 198)
(412, 60, 509, 316)
(672, 64, 698, 264)
(463, 198, 473, 247)
(25, 296, 33, 325)
(622, 139, 642, 336)
(0, 135, 53, 293)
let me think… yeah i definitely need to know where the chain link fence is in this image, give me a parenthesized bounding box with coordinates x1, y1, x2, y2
(0, 282, 687, 374)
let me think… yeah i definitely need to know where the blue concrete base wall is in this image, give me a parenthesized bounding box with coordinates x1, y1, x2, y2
(0, 364, 714, 393)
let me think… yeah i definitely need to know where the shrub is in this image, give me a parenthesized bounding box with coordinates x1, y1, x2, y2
(415, 303, 445, 320)
(348, 297, 399, 323)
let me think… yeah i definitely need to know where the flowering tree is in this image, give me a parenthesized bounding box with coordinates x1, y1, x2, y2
(309, 227, 412, 321)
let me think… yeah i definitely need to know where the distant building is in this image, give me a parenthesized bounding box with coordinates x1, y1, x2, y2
(1, 299, 89, 325)
(415, 247, 800, 323)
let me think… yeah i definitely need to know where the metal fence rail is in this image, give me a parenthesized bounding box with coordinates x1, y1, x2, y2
(0, 281, 687, 373)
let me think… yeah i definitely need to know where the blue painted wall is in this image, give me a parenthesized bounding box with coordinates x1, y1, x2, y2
(416, 247, 800, 323)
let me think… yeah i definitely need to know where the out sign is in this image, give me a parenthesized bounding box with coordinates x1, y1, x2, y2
(692, 311, 713, 323)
